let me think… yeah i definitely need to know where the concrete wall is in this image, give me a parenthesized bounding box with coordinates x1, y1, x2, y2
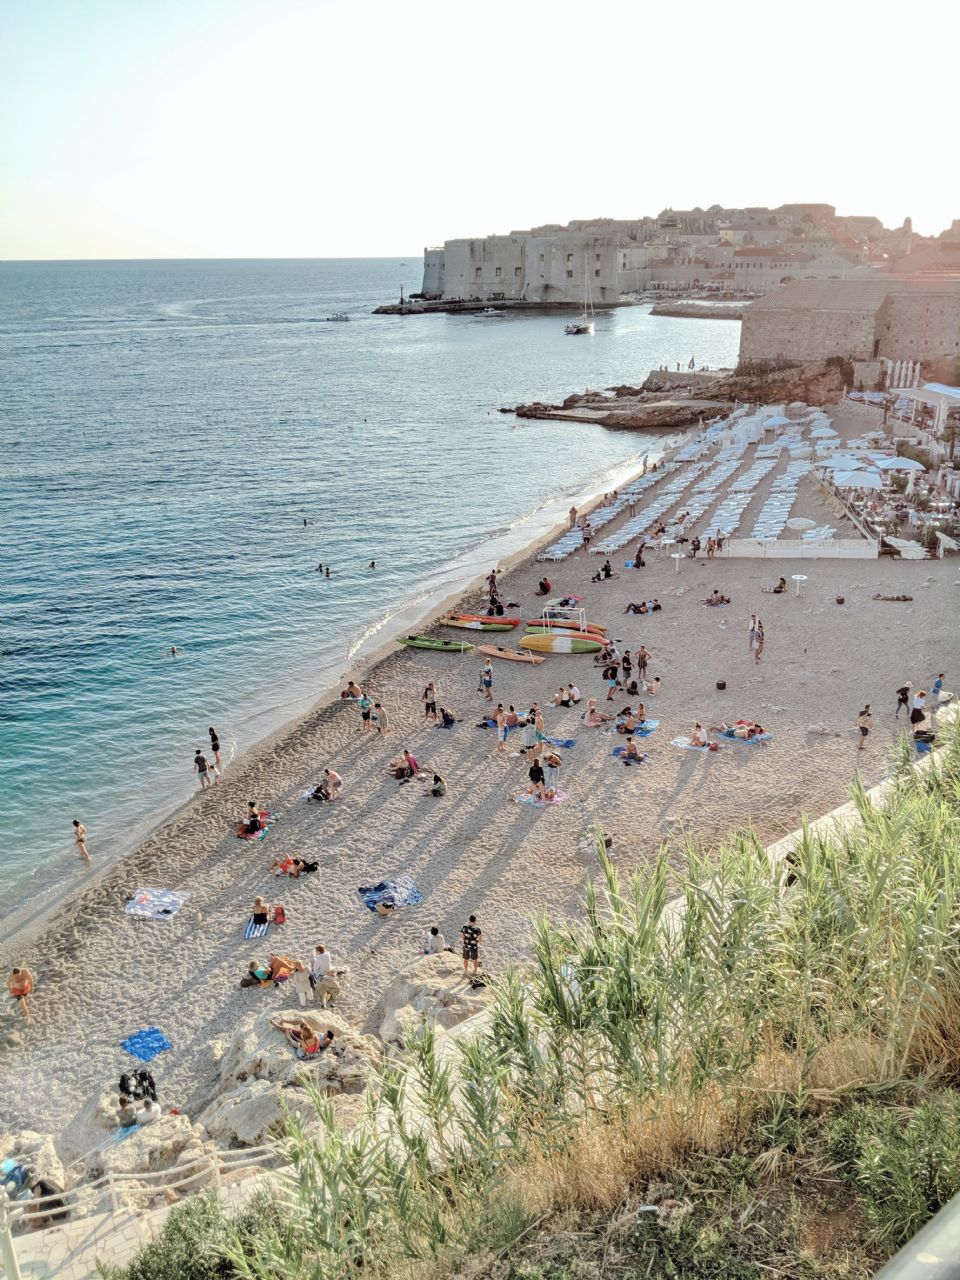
(740, 304, 879, 361)
(725, 538, 879, 559)
(878, 293, 960, 360)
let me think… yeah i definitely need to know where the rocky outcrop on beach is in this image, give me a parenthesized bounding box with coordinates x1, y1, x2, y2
(379, 952, 494, 1046)
(508, 359, 852, 432)
(1, 1129, 66, 1191)
(197, 1008, 381, 1145)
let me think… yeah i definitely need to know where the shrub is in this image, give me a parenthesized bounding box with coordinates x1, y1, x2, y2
(825, 1098, 960, 1249)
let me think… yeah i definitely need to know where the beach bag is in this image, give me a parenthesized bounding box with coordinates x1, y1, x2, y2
(716, 680, 726, 690)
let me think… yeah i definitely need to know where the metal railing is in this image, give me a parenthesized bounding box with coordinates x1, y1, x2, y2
(5, 1143, 279, 1235)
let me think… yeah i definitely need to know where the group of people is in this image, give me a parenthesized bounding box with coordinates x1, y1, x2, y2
(242, 943, 343, 1007)
(192, 726, 223, 790)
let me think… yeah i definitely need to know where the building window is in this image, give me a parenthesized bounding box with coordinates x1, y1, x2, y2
(567, 253, 573, 263)
(514, 266, 521, 277)
(595, 253, 601, 262)
(495, 267, 501, 277)
(475, 268, 481, 280)
(594, 269, 600, 278)
(539, 253, 544, 265)
(566, 269, 574, 279)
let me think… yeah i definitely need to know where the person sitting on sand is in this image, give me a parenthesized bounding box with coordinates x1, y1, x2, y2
(423, 773, 447, 798)
(583, 699, 613, 727)
(270, 1017, 331, 1059)
(568, 683, 581, 705)
(318, 768, 342, 801)
(438, 706, 457, 728)
(624, 737, 643, 764)
(241, 802, 263, 835)
(551, 686, 570, 708)
(340, 681, 362, 700)
(691, 723, 708, 747)
(251, 897, 269, 927)
(387, 749, 419, 780)
(762, 578, 787, 595)
(536, 577, 551, 595)
(705, 589, 731, 606)
(375, 898, 397, 917)
(642, 676, 661, 696)
(601, 559, 616, 579)
(270, 855, 297, 876)
(617, 710, 638, 735)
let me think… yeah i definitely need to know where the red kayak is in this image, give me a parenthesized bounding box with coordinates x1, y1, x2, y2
(445, 613, 521, 627)
(524, 618, 607, 636)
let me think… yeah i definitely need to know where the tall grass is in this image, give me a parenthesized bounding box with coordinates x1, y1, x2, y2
(220, 724, 960, 1280)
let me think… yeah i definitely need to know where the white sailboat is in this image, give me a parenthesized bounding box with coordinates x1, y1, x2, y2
(565, 263, 595, 335)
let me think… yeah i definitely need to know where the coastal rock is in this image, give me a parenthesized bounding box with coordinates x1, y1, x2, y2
(1, 1130, 66, 1191)
(378, 953, 494, 1046)
(199, 1079, 315, 1146)
(197, 1009, 380, 1147)
(86, 1114, 207, 1181)
(214, 1008, 380, 1091)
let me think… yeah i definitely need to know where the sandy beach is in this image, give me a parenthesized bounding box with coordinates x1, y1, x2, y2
(4, 407, 959, 1157)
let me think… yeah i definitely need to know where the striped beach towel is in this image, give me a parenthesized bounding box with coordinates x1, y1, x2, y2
(244, 917, 270, 940)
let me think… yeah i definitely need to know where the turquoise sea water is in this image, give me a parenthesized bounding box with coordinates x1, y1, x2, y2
(0, 259, 740, 910)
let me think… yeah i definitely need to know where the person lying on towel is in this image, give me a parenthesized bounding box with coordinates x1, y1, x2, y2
(711, 720, 765, 739)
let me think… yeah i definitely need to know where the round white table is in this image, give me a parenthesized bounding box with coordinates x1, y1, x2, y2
(791, 573, 808, 597)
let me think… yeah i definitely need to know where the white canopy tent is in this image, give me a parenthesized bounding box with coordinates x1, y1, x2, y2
(892, 383, 960, 431)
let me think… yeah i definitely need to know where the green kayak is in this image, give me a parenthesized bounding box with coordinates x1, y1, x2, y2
(398, 636, 474, 652)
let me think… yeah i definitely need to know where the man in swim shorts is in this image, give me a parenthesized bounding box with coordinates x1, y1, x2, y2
(460, 915, 482, 976)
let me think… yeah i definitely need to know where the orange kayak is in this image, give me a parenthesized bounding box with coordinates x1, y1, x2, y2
(445, 613, 521, 626)
(476, 644, 545, 665)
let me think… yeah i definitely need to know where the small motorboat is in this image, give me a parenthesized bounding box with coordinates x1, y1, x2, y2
(326, 313, 350, 322)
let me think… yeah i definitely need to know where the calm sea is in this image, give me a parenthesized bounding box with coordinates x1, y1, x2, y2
(0, 259, 740, 910)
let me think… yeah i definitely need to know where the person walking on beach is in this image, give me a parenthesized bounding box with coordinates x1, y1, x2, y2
(422, 681, 438, 723)
(209, 726, 222, 773)
(460, 915, 482, 977)
(487, 569, 498, 597)
(637, 645, 651, 679)
(856, 704, 873, 750)
(748, 614, 758, 652)
(8, 967, 34, 1023)
(373, 702, 389, 735)
(895, 682, 912, 718)
(569, 505, 578, 529)
(193, 749, 212, 790)
(480, 658, 494, 702)
(753, 619, 765, 663)
(72, 818, 91, 862)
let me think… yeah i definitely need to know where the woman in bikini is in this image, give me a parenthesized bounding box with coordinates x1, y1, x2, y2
(8, 967, 34, 1023)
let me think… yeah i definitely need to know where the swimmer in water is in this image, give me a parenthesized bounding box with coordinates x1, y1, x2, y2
(369, 561, 376, 569)
(316, 562, 323, 573)
(325, 568, 331, 578)
(170, 646, 178, 657)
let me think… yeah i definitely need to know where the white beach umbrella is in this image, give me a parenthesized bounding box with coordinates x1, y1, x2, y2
(763, 414, 791, 428)
(877, 456, 926, 472)
(834, 470, 882, 489)
(821, 454, 871, 468)
(786, 516, 816, 546)
(788, 401, 807, 410)
(810, 426, 838, 439)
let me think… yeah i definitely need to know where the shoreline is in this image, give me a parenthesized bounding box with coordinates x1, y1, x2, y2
(1, 447, 667, 952)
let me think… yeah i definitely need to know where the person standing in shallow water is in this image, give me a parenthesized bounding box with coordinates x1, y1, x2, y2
(73, 819, 90, 862)
(209, 726, 222, 773)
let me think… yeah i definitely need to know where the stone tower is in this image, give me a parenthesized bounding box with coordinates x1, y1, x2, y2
(902, 216, 913, 255)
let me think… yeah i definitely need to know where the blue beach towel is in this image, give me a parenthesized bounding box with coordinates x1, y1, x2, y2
(359, 876, 424, 912)
(484, 719, 520, 734)
(244, 917, 270, 940)
(611, 746, 651, 762)
(515, 789, 568, 808)
(121, 1027, 172, 1062)
(543, 736, 576, 749)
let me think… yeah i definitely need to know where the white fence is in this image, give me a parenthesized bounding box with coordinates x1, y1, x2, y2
(724, 537, 879, 560)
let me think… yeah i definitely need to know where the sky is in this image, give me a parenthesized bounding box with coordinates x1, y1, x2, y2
(1, 0, 954, 260)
